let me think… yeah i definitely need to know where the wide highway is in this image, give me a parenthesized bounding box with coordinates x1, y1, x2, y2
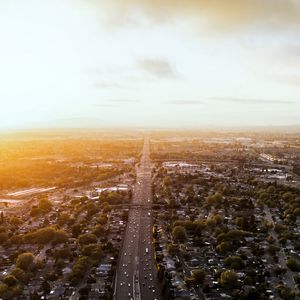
(114, 138, 161, 300)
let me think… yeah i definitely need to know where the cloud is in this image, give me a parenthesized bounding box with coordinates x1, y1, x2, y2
(165, 100, 203, 105)
(92, 82, 123, 89)
(274, 74, 300, 85)
(94, 103, 116, 108)
(110, 99, 141, 103)
(210, 97, 296, 104)
(101, 0, 300, 31)
(93, 99, 140, 107)
(286, 43, 300, 57)
(50, 117, 105, 128)
(137, 58, 177, 78)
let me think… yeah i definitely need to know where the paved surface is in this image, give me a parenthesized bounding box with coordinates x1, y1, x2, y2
(114, 138, 161, 300)
(264, 206, 297, 295)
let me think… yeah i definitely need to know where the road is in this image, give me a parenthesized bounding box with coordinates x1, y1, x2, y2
(264, 206, 298, 298)
(114, 138, 161, 300)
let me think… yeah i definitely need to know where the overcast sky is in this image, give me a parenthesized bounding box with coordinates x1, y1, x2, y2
(0, 0, 300, 129)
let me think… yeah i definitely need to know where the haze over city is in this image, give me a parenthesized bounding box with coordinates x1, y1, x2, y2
(1, 0, 300, 130)
(1, 2, 300, 300)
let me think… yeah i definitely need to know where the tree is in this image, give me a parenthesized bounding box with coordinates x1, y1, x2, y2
(167, 244, 178, 256)
(216, 241, 231, 254)
(268, 245, 279, 256)
(54, 247, 71, 260)
(30, 198, 53, 217)
(10, 216, 22, 226)
(267, 185, 276, 193)
(38, 198, 52, 212)
(0, 283, 23, 299)
(240, 287, 260, 300)
(219, 229, 250, 242)
(78, 233, 97, 246)
(294, 208, 300, 217)
(81, 244, 102, 259)
(0, 212, 4, 223)
(97, 215, 108, 225)
(0, 232, 8, 244)
(172, 226, 187, 242)
(41, 281, 51, 294)
(276, 284, 295, 300)
(0, 283, 8, 297)
(29, 291, 40, 300)
(71, 224, 81, 238)
(57, 213, 70, 226)
(294, 274, 300, 284)
(69, 256, 90, 285)
(16, 252, 35, 271)
(30, 207, 42, 217)
(282, 192, 293, 202)
(10, 268, 28, 283)
(25, 227, 68, 244)
(10, 234, 23, 245)
(192, 269, 206, 284)
(103, 204, 112, 213)
(224, 256, 244, 270)
(78, 285, 90, 296)
(220, 270, 238, 288)
(286, 258, 300, 272)
(53, 229, 68, 244)
(2, 275, 18, 287)
(207, 192, 222, 206)
(92, 225, 105, 237)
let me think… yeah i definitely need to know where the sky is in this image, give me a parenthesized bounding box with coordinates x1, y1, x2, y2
(0, 0, 300, 130)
